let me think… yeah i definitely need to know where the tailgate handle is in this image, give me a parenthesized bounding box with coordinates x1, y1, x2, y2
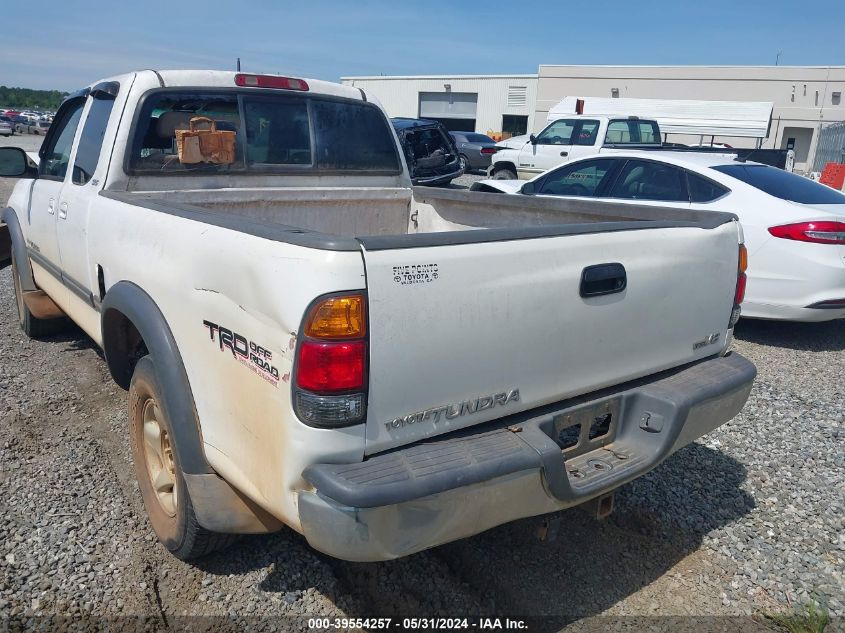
(580, 263, 627, 298)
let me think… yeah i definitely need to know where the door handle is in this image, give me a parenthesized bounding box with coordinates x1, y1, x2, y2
(47, 198, 55, 215)
(580, 263, 627, 298)
(58, 201, 68, 219)
(560, 151, 569, 157)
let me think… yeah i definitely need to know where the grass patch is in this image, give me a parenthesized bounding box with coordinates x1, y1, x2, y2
(764, 593, 830, 633)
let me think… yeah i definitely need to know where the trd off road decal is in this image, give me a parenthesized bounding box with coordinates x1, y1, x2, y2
(202, 320, 280, 386)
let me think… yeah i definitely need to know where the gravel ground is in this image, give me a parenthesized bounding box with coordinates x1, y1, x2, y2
(1, 144, 843, 630)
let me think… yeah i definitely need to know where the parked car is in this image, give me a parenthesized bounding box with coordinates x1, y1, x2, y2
(10, 116, 31, 134)
(448, 131, 497, 173)
(391, 118, 463, 185)
(31, 120, 51, 135)
(0, 70, 754, 563)
(0, 117, 13, 137)
(473, 151, 845, 322)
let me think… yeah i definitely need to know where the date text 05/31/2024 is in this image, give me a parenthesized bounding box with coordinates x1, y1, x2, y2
(307, 617, 528, 630)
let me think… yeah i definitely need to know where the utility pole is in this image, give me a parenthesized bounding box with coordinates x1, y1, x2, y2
(237, 57, 241, 71)
(775, 51, 782, 66)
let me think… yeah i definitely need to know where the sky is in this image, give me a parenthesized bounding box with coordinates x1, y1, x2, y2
(2, 0, 845, 91)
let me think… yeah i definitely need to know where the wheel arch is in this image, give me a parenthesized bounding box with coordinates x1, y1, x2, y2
(1, 207, 36, 290)
(101, 280, 283, 533)
(100, 281, 212, 475)
(491, 160, 518, 175)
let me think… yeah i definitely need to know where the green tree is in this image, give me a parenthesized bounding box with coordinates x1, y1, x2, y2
(0, 86, 68, 111)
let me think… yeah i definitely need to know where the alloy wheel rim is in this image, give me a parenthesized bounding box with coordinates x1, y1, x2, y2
(141, 398, 178, 517)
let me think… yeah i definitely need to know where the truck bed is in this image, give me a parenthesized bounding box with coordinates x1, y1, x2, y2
(103, 186, 733, 247)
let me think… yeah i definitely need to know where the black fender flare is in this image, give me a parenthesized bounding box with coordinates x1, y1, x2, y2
(101, 281, 212, 475)
(1, 207, 36, 290)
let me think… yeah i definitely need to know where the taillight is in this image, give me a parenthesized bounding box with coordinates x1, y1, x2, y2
(235, 74, 309, 91)
(293, 293, 367, 427)
(729, 245, 748, 327)
(297, 341, 365, 392)
(768, 221, 845, 244)
(480, 147, 497, 154)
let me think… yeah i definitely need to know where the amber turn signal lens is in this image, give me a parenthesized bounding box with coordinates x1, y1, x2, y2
(738, 245, 748, 274)
(304, 295, 366, 339)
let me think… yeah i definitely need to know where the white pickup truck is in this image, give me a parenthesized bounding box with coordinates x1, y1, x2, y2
(0, 70, 755, 562)
(490, 115, 662, 180)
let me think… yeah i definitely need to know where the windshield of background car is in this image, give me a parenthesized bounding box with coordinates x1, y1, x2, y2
(129, 91, 401, 174)
(604, 119, 661, 145)
(712, 164, 845, 204)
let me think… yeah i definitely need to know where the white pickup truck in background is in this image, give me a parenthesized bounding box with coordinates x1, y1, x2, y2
(489, 115, 663, 180)
(0, 70, 755, 562)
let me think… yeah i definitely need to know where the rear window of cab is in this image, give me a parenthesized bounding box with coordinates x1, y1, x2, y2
(128, 91, 402, 174)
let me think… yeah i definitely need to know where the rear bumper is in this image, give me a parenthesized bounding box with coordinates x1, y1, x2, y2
(299, 353, 756, 561)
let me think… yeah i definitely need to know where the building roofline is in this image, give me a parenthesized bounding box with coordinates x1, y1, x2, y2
(538, 64, 845, 69)
(341, 74, 538, 81)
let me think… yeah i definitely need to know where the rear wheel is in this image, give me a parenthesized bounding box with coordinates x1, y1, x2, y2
(129, 356, 237, 560)
(492, 166, 517, 180)
(459, 154, 470, 173)
(11, 253, 67, 338)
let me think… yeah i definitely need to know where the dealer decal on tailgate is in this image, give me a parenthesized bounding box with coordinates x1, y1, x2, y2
(202, 320, 280, 386)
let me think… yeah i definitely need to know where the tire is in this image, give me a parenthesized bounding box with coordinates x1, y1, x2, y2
(129, 356, 237, 560)
(492, 167, 517, 180)
(11, 253, 67, 338)
(459, 154, 470, 173)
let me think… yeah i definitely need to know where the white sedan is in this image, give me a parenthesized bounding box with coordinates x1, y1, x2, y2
(472, 152, 845, 322)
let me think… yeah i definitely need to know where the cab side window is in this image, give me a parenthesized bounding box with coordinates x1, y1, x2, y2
(72, 95, 117, 185)
(536, 120, 575, 145)
(572, 120, 600, 146)
(39, 99, 85, 181)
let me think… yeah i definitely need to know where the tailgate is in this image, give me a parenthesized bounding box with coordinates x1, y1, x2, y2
(360, 221, 739, 454)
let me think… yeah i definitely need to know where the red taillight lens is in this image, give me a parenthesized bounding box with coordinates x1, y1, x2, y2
(296, 340, 365, 392)
(480, 147, 497, 154)
(768, 221, 845, 244)
(234, 74, 309, 91)
(734, 273, 747, 305)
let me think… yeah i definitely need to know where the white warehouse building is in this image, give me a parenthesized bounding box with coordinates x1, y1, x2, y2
(342, 65, 845, 174)
(340, 74, 538, 137)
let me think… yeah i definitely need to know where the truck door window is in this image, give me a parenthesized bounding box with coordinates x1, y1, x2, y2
(72, 96, 116, 185)
(537, 158, 616, 196)
(609, 160, 687, 202)
(39, 99, 85, 181)
(536, 120, 575, 145)
(572, 120, 600, 146)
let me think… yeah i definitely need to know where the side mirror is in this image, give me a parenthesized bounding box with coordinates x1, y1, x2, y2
(521, 181, 536, 195)
(0, 147, 35, 178)
(529, 134, 538, 145)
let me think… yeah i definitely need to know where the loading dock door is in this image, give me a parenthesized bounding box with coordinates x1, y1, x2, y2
(419, 92, 477, 131)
